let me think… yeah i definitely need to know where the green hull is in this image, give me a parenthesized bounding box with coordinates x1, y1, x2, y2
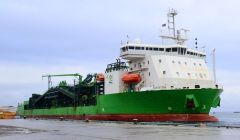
(19, 88, 222, 118)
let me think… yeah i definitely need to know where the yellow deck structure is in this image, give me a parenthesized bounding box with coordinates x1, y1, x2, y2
(0, 109, 16, 119)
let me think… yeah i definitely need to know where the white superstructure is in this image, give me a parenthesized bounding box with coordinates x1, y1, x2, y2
(104, 59, 128, 94)
(104, 9, 217, 94)
(120, 43, 214, 91)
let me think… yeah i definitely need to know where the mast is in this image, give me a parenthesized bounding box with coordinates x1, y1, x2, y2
(212, 48, 216, 84)
(167, 9, 178, 38)
(47, 76, 52, 89)
(160, 8, 189, 45)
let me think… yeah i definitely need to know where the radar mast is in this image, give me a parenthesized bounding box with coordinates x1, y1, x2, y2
(160, 9, 189, 45)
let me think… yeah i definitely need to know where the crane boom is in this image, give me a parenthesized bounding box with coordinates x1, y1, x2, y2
(42, 73, 82, 89)
(42, 73, 81, 77)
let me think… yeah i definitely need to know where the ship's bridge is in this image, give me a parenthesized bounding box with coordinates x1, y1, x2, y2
(120, 43, 206, 60)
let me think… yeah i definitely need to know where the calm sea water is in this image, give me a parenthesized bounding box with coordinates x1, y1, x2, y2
(212, 112, 240, 126)
(0, 112, 240, 140)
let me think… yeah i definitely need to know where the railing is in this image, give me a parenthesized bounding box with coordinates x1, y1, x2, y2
(135, 80, 145, 91)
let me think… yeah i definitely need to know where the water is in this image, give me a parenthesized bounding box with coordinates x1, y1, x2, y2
(212, 112, 240, 127)
(0, 112, 240, 140)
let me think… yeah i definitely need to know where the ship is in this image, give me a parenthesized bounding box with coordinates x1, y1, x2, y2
(17, 9, 223, 122)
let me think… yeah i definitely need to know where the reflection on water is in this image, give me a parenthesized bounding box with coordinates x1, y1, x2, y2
(0, 112, 240, 140)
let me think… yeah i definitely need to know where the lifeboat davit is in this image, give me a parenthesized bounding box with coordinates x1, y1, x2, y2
(122, 73, 141, 84)
(96, 73, 104, 81)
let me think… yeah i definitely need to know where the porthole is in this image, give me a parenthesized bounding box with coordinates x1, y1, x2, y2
(176, 72, 179, 76)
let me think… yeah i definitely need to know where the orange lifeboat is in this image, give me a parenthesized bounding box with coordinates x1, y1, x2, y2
(96, 73, 105, 81)
(122, 73, 141, 84)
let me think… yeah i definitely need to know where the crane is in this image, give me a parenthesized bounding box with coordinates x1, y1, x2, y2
(42, 73, 82, 89)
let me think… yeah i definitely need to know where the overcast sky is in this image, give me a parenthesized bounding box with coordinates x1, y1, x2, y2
(0, 0, 239, 112)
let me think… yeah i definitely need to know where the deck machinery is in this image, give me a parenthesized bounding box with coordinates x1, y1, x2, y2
(25, 73, 104, 110)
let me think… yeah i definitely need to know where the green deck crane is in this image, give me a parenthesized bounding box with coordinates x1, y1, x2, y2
(42, 73, 82, 89)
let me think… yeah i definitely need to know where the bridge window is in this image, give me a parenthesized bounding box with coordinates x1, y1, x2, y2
(121, 47, 129, 52)
(172, 48, 178, 52)
(135, 47, 141, 50)
(187, 51, 194, 55)
(166, 48, 171, 52)
(179, 48, 186, 55)
(129, 46, 134, 50)
(153, 48, 158, 51)
(159, 48, 164, 51)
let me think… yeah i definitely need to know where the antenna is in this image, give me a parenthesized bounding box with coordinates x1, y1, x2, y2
(126, 35, 130, 44)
